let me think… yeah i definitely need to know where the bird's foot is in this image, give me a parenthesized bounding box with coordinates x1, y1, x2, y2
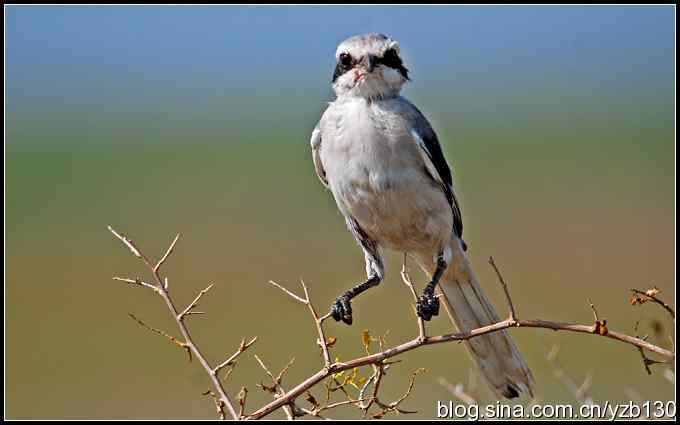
(416, 288, 440, 321)
(331, 295, 353, 325)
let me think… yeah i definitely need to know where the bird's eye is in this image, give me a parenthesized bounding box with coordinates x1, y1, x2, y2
(339, 53, 353, 68)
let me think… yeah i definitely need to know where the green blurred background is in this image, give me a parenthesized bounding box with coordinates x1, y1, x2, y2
(5, 5, 675, 419)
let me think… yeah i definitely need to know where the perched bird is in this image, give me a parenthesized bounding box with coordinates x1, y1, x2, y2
(310, 33, 534, 399)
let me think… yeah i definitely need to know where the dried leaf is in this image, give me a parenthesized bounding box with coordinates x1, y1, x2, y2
(331, 358, 345, 381)
(346, 367, 368, 389)
(630, 287, 661, 305)
(646, 287, 661, 297)
(630, 294, 646, 305)
(257, 382, 278, 394)
(305, 391, 319, 409)
(237, 387, 248, 415)
(361, 329, 372, 354)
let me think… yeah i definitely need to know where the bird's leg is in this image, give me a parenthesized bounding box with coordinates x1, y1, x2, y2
(331, 273, 381, 325)
(331, 233, 383, 326)
(330, 218, 385, 325)
(416, 254, 448, 321)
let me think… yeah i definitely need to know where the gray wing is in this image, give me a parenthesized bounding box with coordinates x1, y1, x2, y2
(406, 102, 464, 243)
(310, 124, 329, 188)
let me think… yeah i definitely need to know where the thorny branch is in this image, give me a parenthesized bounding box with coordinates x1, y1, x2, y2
(178, 283, 213, 320)
(214, 337, 259, 378)
(632, 321, 667, 375)
(109, 226, 252, 420)
(127, 313, 192, 362)
(111, 228, 675, 420)
(267, 279, 333, 368)
(253, 354, 298, 420)
(246, 257, 675, 420)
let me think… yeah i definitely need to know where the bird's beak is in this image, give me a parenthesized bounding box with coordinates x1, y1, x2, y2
(365, 54, 378, 73)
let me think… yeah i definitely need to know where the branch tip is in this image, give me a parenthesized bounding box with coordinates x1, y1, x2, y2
(154, 233, 180, 272)
(268, 280, 308, 304)
(488, 256, 517, 321)
(108, 225, 142, 259)
(214, 336, 259, 376)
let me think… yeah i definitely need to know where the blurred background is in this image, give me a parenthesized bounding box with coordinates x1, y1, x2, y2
(5, 5, 675, 419)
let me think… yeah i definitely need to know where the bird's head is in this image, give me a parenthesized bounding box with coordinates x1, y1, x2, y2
(331, 33, 410, 100)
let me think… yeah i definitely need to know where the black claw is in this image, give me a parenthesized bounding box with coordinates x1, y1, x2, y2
(416, 289, 440, 321)
(331, 296, 353, 325)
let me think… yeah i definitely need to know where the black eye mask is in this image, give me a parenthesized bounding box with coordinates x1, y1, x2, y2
(332, 53, 355, 83)
(332, 49, 410, 83)
(377, 48, 410, 81)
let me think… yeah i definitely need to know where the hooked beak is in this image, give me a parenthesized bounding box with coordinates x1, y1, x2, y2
(365, 54, 378, 73)
(353, 55, 379, 85)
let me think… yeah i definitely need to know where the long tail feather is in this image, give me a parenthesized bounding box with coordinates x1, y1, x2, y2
(415, 240, 535, 399)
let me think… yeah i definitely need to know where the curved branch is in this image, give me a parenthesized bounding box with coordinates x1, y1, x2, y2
(245, 314, 673, 419)
(110, 228, 674, 420)
(245, 260, 674, 420)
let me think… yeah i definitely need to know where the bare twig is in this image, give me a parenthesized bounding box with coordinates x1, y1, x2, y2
(268, 279, 332, 367)
(110, 226, 239, 420)
(203, 390, 227, 420)
(214, 337, 259, 377)
(588, 298, 600, 322)
(359, 363, 385, 415)
(108, 226, 144, 259)
(390, 367, 425, 409)
(400, 256, 426, 341)
(253, 354, 297, 420)
(488, 256, 517, 321)
(301, 280, 333, 368)
(300, 391, 373, 419)
(178, 283, 214, 321)
(275, 357, 297, 387)
(154, 233, 180, 273)
(128, 313, 192, 362)
(632, 321, 667, 375)
(317, 397, 373, 415)
(370, 368, 425, 418)
(326, 375, 358, 406)
(267, 280, 308, 304)
(113, 276, 159, 293)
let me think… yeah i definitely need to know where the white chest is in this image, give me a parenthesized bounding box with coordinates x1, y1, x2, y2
(320, 99, 417, 189)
